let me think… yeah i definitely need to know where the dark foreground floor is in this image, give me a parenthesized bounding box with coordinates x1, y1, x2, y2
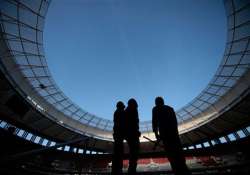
(1, 163, 250, 175)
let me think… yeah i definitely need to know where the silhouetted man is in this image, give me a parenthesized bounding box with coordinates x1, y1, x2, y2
(124, 98, 140, 174)
(152, 97, 190, 175)
(112, 101, 126, 175)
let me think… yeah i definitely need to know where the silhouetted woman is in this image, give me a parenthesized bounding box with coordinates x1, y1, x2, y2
(124, 98, 140, 174)
(112, 101, 126, 175)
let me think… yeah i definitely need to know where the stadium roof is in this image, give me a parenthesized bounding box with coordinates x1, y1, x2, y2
(0, 0, 250, 141)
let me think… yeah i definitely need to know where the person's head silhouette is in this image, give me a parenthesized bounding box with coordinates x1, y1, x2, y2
(155, 97, 164, 106)
(128, 98, 138, 108)
(116, 101, 125, 109)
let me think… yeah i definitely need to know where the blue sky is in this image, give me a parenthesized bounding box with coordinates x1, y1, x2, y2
(44, 0, 226, 121)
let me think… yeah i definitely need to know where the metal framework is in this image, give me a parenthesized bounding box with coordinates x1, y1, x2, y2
(0, 0, 250, 140)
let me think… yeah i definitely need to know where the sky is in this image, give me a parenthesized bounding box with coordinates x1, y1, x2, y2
(44, 0, 226, 121)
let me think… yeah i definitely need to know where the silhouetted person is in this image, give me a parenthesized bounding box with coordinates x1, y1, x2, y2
(152, 97, 190, 175)
(124, 98, 140, 174)
(112, 101, 126, 175)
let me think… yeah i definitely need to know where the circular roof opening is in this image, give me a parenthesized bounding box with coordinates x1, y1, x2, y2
(44, 0, 226, 121)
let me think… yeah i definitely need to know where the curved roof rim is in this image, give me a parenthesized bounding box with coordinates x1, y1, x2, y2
(0, 0, 250, 140)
